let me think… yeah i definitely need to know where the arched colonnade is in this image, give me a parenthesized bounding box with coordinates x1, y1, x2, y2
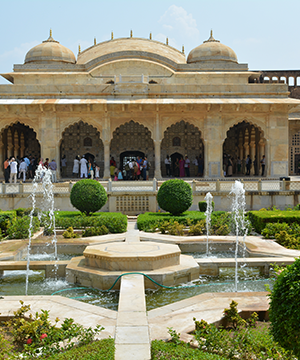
(0, 119, 269, 179)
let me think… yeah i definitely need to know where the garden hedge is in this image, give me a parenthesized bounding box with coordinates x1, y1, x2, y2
(137, 211, 205, 231)
(55, 211, 127, 233)
(269, 257, 300, 358)
(157, 179, 192, 215)
(70, 179, 107, 215)
(248, 210, 300, 233)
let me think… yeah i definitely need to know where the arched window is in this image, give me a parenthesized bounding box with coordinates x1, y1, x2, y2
(84, 137, 92, 147)
(172, 137, 181, 146)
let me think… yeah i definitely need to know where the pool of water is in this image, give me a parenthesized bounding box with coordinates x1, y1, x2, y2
(145, 267, 274, 311)
(27, 253, 77, 261)
(0, 270, 119, 311)
(183, 251, 243, 259)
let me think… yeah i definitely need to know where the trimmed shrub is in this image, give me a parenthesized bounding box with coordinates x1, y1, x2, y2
(82, 225, 109, 237)
(137, 211, 205, 232)
(248, 210, 300, 234)
(269, 257, 300, 358)
(199, 201, 215, 212)
(70, 180, 107, 216)
(261, 222, 290, 239)
(55, 212, 127, 233)
(188, 220, 206, 235)
(157, 179, 192, 216)
(0, 210, 16, 237)
(275, 231, 300, 249)
(63, 227, 79, 239)
(7, 216, 40, 239)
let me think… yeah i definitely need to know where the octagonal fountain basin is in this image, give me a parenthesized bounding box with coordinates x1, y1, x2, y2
(66, 241, 200, 290)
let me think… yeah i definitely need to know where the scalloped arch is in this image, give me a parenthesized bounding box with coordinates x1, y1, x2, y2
(223, 119, 266, 142)
(60, 119, 102, 142)
(0, 120, 40, 141)
(111, 120, 153, 139)
(162, 120, 203, 138)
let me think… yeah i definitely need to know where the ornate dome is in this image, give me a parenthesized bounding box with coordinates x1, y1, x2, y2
(77, 37, 186, 65)
(187, 31, 237, 64)
(24, 30, 76, 64)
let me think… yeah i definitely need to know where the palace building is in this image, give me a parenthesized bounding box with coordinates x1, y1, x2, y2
(1, 30, 300, 179)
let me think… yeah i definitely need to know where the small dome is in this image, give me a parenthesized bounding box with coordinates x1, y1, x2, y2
(25, 30, 76, 64)
(187, 31, 237, 64)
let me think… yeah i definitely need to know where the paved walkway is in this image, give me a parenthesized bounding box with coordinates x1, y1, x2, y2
(0, 221, 285, 360)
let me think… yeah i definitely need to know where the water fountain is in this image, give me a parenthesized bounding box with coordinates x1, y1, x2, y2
(229, 180, 247, 292)
(25, 164, 58, 295)
(204, 192, 213, 257)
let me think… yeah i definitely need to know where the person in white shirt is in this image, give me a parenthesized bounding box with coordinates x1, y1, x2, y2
(73, 156, 80, 178)
(9, 157, 18, 184)
(18, 158, 28, 182)
(165, 155, 171, 177)
(80, 155, 88, 178)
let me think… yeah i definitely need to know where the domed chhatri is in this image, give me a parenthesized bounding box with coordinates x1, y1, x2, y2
(187, 30, 238, 64)
(25, 30, 76, 64)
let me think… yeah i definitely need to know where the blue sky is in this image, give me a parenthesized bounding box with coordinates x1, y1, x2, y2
(0, 0, 299, 84)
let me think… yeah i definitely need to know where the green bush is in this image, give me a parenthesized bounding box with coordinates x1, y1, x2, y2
(4, 300, 105, 359)
(199, 201, 215, 212)
(269, 257, 300, 358)
(55, 212, 127, 233)
(63, 227, 80, 239)
(210, 212, 231, 235)
(261, 222, 290, 239)
(7, 216, 40, 239)
(0, 210, 16, 237)
(158, 220, 185, 236)
(157, 179, 193, 215)
(70, 180, 107, 216)
(137, 211, 205, 232)
(188, 220, 206, 235)
(82, 225, 109, 237)
(248, 210, 300, 234)
(275, 231, 300, 249)
(15, 207, 40, 217)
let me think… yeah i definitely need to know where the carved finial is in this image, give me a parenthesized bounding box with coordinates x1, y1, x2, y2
(203, 29, 220, 43)
(150, 32, 152, 40)
(166, 37, 169, 45)
(43, 28, 58, 43)
(182, 45, 185, 54)
(78, 44, 81, 54)
(130, 30, 133, 38)
(94, 37, 96, 46)
(111, 31, 114, 40)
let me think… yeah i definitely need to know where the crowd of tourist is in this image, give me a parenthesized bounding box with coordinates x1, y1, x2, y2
(2, 152, 267, 183)
(110, 156, 150, 181)
(164, 154, 204, 178)
(223, 154, 266, 177)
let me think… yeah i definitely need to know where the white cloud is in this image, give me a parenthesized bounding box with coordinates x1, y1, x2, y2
(155, 33, 179, 50)
(0, 41, 39, 64)
(159, 5, 199, 39)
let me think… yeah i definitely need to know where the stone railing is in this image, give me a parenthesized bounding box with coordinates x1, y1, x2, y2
(1, 178, 299, 195)
(1, 178, 300, 213)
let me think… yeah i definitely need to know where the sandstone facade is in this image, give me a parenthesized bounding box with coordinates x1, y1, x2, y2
(1, 30, 300, 178)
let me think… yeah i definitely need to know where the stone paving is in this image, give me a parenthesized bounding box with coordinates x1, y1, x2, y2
(1, 222, 299, 359)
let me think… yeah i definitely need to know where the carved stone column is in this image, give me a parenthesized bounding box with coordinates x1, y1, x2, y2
(154, 112, 162, 179)
(7, 129, 13, 158)
(102, 109, 111, 180)
(20, 132, 25, 158)
(103, 141, 110, 179)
